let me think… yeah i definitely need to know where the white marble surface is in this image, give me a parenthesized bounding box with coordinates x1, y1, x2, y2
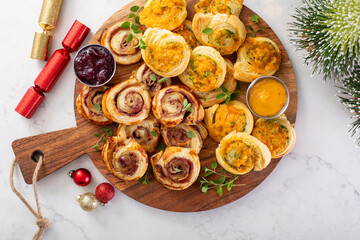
(1, 0, 360, 239)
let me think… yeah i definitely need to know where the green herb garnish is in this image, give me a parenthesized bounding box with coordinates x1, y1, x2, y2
(187, 131, 196, 138)
(247, 15, 270, 37)
(202, 27, 213, 34)
(215, 86, 240, 105)
(94, 103, 101, 111)
(93, 126, 114, 150)
(183, 99, 194, 113)
(158, 77, 169, 83)
(121, 5, 147, 49)
(151, 130, 158, 137)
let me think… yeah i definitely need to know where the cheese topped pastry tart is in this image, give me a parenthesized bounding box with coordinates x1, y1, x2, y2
(216, 131, 271, 175)
(151, 147, 201, 190)
(252, 115, 296, 158)
(139, 0, 187, 31)
(102, 78, 151, 125)
(192, 13, 246, 55)
(100, 21, 142, 65)
(179, 46, 226, 92)
(205, 100, 253, 142)
(102, 138, 148, 181)
(141, 28, 191, 77)
(161, 122, 208, 154)
(76, 85, 113, 126)
(234, 37, 281, 82)
(195, 0, 243, 17)
(173, 20, 200, 49)
(117, 114, 160, 153)
(193, 58, 237, 107)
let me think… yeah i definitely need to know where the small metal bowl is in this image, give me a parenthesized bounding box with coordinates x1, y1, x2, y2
(246, 75, 290, 119)
(74, 44, 116, 87)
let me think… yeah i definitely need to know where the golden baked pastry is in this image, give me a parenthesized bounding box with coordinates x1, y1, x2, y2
(179, 46, 226, 92)
(139, 0, 187, 31)
(150, 147, 200, 190)
(193, 58, 237, 107)
(117, 115, 160, 153)
(102, 78, 151, 125)
(141, 28, 191, 77)
(205, 100, 253, 142)
(195, 0, 243, 17)
(152, 85, 205, 127)
(192, 13, 246, 55)
(100, 21, 142, 65)
(216, 131, 271, 175)
(251, 114, 296, 158)
(134, 64, 172, 97)
(102, 138, 148, 181)
(76, 85, 113, 125)
(234, 37, 281, 82)
(161, 122, 208, 154)
(173, 20, 200, 49)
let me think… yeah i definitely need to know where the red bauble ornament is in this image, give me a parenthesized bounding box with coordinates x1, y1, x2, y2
(68, 168, 92, 186)
(95, 183, 115, 204)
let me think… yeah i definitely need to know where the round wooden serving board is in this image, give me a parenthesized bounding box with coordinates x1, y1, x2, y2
(12, 0, 297, 212)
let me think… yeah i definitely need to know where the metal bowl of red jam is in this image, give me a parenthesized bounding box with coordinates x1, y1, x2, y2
(246, 75, 290, 119)
(74, 44, 116, 87)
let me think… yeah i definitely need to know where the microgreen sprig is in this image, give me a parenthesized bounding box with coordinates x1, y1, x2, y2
(120, 5, 147, 49)
(199, 161, 245, 196)
(202, 27, 213, 34)
(183, 99, 194, 113)
(93, 126, 114, 150)
(248, 15, 270, 37)
(138, 165, 153, 185)
(216, 86, 240, 105)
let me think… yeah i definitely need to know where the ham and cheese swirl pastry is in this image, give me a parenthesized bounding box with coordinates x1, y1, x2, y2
(141, 28, 191, 77)
(117, 115, 160, 153)
(252, 115, 296, 158)
(102, 138, 148, 181)
(194, 58, 237, 107)
(151, 147, 200, 190)
(216, 131, 271, 175)
(179, 46, 226, 92)
(173, 20, 200, 49)
(102, 78, 151, 125)
(195, 0, 244, 17)
(152, 85, 205, 127)
(161, 123, 208, 154)
(139, 0, 187, 31)
(192, 13, 246, 55)
(76, 85, 113, 125)
(100, 21, 142, 65)
(134, 64, 171, 97)
(234, 37, 281, 82)
(205, 100, 253, 142)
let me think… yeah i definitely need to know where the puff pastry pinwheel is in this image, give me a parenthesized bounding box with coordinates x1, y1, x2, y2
(76, 85, 113, 125)
(100, 21, 142, 65)
(216, 131, 271, 175)
(134, 64, 172, 97)
(141, 28, 191, 78)
(102, 138, 148, 181)
(150, 147, 200, 190)
(152, 85, 205, 127)
(139, 0, 187, 31)
(117, 115, 160, 153)
(173, 20, 200, 49)
(179, 46, 226, 92)
(193, 58, 237, 107)
(192, 13, 246, 55)
(195, 0, 243, 17)
(205, 100, 253, 142)
(234, 37, 281, 82)
(161, 122, 208, 154)
(102, 78, 151, 125)
(252, 114, 296, 158)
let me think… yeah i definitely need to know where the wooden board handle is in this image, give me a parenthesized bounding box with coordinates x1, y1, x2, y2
(12, 124, 98, 184)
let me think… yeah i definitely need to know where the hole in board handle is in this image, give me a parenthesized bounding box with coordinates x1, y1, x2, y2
(31, 150, 44, 163)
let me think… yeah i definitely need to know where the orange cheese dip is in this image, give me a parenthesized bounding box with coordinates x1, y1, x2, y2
(145, 41, 184, 73)
(210, 104, 248, 142)
(139, 0, 186, 30)
(248, 78, 286, 117)
(252, 120, 289, 157)
(188, 54, 221, 92)
(245, 38, 281, 74)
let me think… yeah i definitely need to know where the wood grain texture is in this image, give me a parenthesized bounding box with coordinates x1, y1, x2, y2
(13, 0, 297, 211)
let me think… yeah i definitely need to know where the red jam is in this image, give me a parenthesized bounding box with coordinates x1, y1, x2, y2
(74, 45, 115, 86)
